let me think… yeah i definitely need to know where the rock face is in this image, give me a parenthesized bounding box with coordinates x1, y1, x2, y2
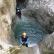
(0, 0, 17, 49)
(42, 32, 54, 50)
(16, 0, 28, 9)
(22, 0, 54, 34)
(39, 32, 54, 54)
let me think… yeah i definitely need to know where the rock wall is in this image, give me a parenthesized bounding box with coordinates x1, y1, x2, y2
(22, 0, 54, 34)
(0, 0, 18, 49)
(16, 0, 28, 9)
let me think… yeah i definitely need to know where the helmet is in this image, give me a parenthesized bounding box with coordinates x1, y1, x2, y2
(22, 32, 27, 36)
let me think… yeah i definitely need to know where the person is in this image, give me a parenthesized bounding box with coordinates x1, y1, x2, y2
(20, 32, 30, 47)
(16, 7, 21, 18)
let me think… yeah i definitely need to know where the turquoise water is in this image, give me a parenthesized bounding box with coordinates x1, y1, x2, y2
(14, 16, 47, 44)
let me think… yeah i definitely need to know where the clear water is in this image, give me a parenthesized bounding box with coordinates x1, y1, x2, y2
(14, 16, 47, 44)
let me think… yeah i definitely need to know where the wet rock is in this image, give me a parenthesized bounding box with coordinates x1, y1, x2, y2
(22, 0, 54, 34)
(39, 32, 54, 54)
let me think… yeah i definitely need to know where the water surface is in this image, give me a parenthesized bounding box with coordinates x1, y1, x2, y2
(14, 15, 47, 44)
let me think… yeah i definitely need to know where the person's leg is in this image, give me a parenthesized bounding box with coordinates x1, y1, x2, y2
(26, 43, 28, 47)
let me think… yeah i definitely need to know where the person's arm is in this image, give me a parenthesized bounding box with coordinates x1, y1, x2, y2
(20, 37, 23, 44)
(26, 37, 30, 44)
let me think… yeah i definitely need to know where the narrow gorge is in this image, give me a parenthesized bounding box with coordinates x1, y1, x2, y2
(0, 0, 54, 54)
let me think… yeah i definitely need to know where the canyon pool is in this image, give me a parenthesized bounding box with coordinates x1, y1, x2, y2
(14, 15, 47, 45)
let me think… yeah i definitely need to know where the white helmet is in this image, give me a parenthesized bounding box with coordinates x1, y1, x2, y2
(22, 32, 27, 36)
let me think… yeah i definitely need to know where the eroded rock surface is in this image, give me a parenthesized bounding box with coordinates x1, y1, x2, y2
(22, 0, 54, 34)
(0, 0, 18, 50)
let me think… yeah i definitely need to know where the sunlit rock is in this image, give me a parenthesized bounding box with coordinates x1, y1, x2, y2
(39, 32, 54, 54)
(43, 32, 54, 49)
(0, 0, 19, 52)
